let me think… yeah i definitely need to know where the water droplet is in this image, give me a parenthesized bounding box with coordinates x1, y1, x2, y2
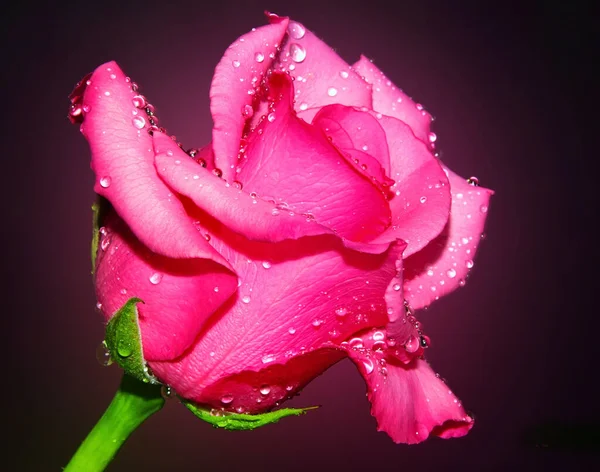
(117, 339, 133, 358)
(241, 295, 251, 304)
(420, 196, 427, 204)
(259, 385, 271, 396)
(232, 181, 243, 190)
(99, 176, 111, 188)
(340, 70, 349, 79)
(428, 132, 437, 143)
(262, 354, 276, 364)
(349, 337, 364, 349)
(289, 43, 307, 63)
(299, 102, 308, 111)
(262, 261, 271, 269)
(100, 233, 111, 251)
(271, 208, 280, 216)
(393, 283, 401, 291)
(267, 112, 276, 122)
(132, 95, 146, 108)
(480, 204, 488, 213)
(120, 288, 127, 295)
(132, 115, 146, 129)
(242, 104, 254, 118)
(288, 21, 306, 39)
(447, 268, 457, 278)
(426, 268, 434, 277)
(212, 168, 223, 178)
(161, 385, 176, 400)
(466, 260, 474, 269)
(459, 279, 466, 287)
(221, 394, 233, 404)
(104, 91, 111, 96)
(232, 59, 240, 68)
(96, 341, 112, 366)
(288, 327, 296, 335)
(149, 272, 163, 284)
(405, 335, 419, 353)
(467, 176, 479, 186)
(312, 319, 323, 328)
(335, 307, 348, 317)
(255, 52, 265, 63)
(372, 331, 385, 342)
(327, 87, 338, 97)
(362, 358, 374, 374)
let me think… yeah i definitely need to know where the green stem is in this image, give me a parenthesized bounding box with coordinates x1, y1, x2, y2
(64, 374, 164, 472)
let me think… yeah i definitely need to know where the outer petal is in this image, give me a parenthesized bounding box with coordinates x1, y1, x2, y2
(369, 115, 451, 256)
(78, 62, 223, 262)
(347, 350, 474, 444)
(95, 212, 238, 361)
(272, 18, 373, 112)
(149, 210, 405, 412)
(210, 19, 289, 182)
(154, 133, 335, 242)
(404, 168, 493, 310)
(352, 56, 433, 145)
(238, 72, 391, 242)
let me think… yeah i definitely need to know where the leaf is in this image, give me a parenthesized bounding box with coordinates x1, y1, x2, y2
(104, 298, 158, 384)
(183, 401, 319, 431)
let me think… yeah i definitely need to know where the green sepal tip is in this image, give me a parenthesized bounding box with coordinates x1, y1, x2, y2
(91, 197, 110, 275)
(104, 298, 158, 385)
(183, 401, 319, 431)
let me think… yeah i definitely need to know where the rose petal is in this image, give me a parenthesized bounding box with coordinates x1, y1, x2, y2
(79, 61, 224, 262)
(210, 19, 289, 182)
(238, 72, 391, 242)
(352, 56, 433, 145)
(153, 133, 335, 242)
(149, 215, 405, 409)
(346, 351, 474, 444)
(404, 168, 493, 310)
(95, 212, 238, 361)
(369, 115, 451, 257)
(272, 17, 373, 112)
(312, 105, 393, 190)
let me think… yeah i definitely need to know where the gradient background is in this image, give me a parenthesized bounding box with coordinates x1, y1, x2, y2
(3, 0, 597, 470)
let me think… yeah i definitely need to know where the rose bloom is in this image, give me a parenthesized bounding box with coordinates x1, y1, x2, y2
(69, 13, 492, 444)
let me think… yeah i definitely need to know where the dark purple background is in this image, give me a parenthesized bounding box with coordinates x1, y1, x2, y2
(3, 0, 597, 470)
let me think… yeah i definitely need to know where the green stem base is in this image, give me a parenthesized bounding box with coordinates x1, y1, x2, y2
(64, 374, 164, 472)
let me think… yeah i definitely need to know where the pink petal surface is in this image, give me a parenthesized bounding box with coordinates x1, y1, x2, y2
(95, 212, 238, 361)
(346, 350, 474, 444)
(369, 115, 451, 256)
(352, 56, 433, 145)
(272, 17, 373, 112)
(237, 72, 391, 242)
(312, 105, 394, 191)
(149, 212, 405, 411)
(210, 19, 289, 182)
(153, 133, 335, 242)
(404, 168, 493, 310)
(78, 62, 226, 263)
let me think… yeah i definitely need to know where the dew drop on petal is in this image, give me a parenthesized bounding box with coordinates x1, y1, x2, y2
(262, 261, 271, 269)
(467, 176, 479, 186)
(405, 335, 419, 353)
(393, 283, 401, 291)
(289, 43, 307, 63)
(221, 394, 233, 404)
(262, 354, 276, 364)
(327, 87, 338, 97)
(420, 196, 427, 204)
(99, 176, 111, 188)
(447, 268, 457, 278)
(259, 385, 271, 396)
(288, 327, 296, 335)
(255, 52, 265, 63)
(340, 70, 349, 79)
(149, 272, 163, 285)
(232, 60, 240, 68)
(241, 295, 251, 304)
(335, 307, 348, 317)
(362, 358, 374, 374)
(132, 115, 146, 129)
(466, 260, 474, 269)
(428, 132, 437, 143)
(288, 21, 306, 39)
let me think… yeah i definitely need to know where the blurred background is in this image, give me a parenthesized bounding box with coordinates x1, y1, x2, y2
(2, 0, 597, 470)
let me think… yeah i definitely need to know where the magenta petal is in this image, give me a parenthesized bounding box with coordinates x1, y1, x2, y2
(238, 72, 391, 242)
(312, 105, 393, 190)
(369, 115, 451, 257)
(347, 352, 474, 444)
(95, 213, 238, 361)
(273, 19, 372, 112)
(352, 56, 433, 145)
(149, 222, 404, 407)
(210, 19, 289, 182)
(404, 168, 493, 310)
(79, 62, 220, 261)
(154, 133, 334, 242)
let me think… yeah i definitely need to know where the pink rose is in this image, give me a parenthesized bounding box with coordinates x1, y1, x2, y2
(69, 13, 492, 444)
